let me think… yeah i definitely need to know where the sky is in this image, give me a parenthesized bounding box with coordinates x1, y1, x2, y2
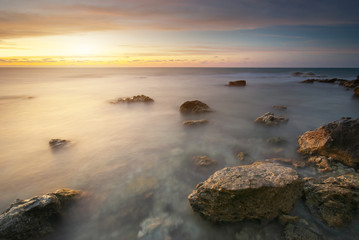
(0, 0, 358, 67)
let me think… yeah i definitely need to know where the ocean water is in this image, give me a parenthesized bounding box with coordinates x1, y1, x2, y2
(0, 67, 358, 240)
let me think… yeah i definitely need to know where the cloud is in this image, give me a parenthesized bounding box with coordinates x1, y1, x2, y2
(0, 0, 358, 39)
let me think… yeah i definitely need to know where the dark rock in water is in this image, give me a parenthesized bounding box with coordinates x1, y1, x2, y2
(191, 155, 217, 167)
(0, 189, 82, 240)
(182, 119, 209, 127)
(227, 80, 246, 86)
(304, 173, 359, 227)
(110, 95, 154, 104)
(272, 105, 287, 110)
(300, 77, 359, 89)
(282, 217, 323, 240)
(354, 86, 359, 97)
(298, 118, 359, 169)
(179, 100, 211, 114)
(254, 112, 288, 126)
(291, 72, 317, 77)
(188, 162, 303, 222)
(235, 151, 247, 161)
(49, 139, 70, 149)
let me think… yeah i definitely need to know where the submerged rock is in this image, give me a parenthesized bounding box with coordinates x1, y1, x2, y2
(235, 151, 247, 161)
(188, 162, 303, 222)
(227, 80, 246, 86)
(264, 158, 306, 168)
(191, 155, 217, 167)
(304, 173, 359, 227)
(267, 137, 287, 145)
(137, 213, 183, 240)
(179, 100, 211, 114)
(282, 217, 323, 240)
(298, 117, 359, 169)
(110, 95, 154, 104)
(254, 112, 288, 126)
(182, 119, 209, 127)
(300, 77, 359, 89)
(0, 189, 82, 240)
(49, 139, 70, 149)
(272, 105, 287, 110)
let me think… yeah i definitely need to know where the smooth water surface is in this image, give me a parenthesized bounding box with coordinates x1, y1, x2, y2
(0, 68, 358, 239)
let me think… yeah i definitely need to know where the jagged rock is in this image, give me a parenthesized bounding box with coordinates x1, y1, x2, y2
(227, 80, 246, 86)
(264, 158, 306, 168)
(182, 119, 208, 127)
(188, 162, 303, 222)
(0, 189, 82, 240)
(298, 117, 359, 169)
(179, 100, 211, 114)
(304, 173, 359, 227)
(354, 86, 359, 97)
(254, 112, 288, 126)
(137, 213, 183, 240)
(267, 137, 287, 145)
(307, 156, 333, 172)
(49, 139, 70, 149)
(272, 105, 287, 110)
(191, 155, 217, 167)
(110, 95, 154, 104)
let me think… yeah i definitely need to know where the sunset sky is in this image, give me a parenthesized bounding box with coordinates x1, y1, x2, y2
(0, 0, 358, 67)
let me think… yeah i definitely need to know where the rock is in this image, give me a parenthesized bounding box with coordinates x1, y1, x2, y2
(191, 155, 217, 167)
(283, 218, 323, 240)
(297, 118, 359, 169)
(179, 100, 211, 114)
(254, 112, 288, 126)
(264, 158, 306, 168)
(272, 105, 287, 110)
(300, 77, 359, 89)
(227, 80, 246, 86)
(266, 137, 287, 145)
(279, 214, 299, 225)
(303, 173, 359, 227)
(188, 162, 303, 222)
(354, 86, 359, 97)
(291, 72, 317, 77)
(307, 156, 333, 172)
(0, 189, 82, 240)
(49, 139, 70, 149)
(235, 151, 247, 161)
(110, 95, 154, 104)
(182, 119, 208, 127)
(137, 213, 183, 240)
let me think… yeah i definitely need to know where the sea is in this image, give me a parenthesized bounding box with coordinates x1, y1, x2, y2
(0, 67, 358, 240)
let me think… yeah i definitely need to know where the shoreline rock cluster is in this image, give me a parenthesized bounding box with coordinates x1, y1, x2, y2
(109, 95, 154, 104)
(0, 189, 82, 240)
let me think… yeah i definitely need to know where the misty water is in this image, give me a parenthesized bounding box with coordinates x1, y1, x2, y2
(0, 68, 358, 240)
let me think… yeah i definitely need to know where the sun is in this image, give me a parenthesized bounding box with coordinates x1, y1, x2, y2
(72, 43, 97, 56)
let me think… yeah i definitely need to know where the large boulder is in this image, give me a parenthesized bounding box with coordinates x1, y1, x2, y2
(110, 95, 154, 104)
(254, 112, 289, 126)
(298, 118, 359, 169)
(179, 100, 211, 114)
(0, 189, 82, 240)
(187, 162, 303, 222)
(304, 173, 359, 227)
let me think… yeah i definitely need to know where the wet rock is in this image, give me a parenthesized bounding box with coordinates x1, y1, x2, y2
(304, 173, 359, 227)
(110, 95, 154, 104)
(191, 155, 217, 167)
(188, 162, 303, 222)
(272, 105, 287, 110)
(283, 218, 322, 240)
(354, 86, 359, 97)
(291, 72, 319, 78)
(49, 139, 70, 149)
(279, 214, 299, 225)
(307, 156, 333, 172)
(227, 80, 246, 86)
(267, 137, 287, 145)
(300, 77, 359, 89)
(264, 158, 306, 168)
(182, 119, 208, 127)
(298, 117, 359, 169)
(254, 112, 289, 126)
(179, 100, 211, 114)
(0, 189, 82, 240)
(137, 213, 183, 240)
